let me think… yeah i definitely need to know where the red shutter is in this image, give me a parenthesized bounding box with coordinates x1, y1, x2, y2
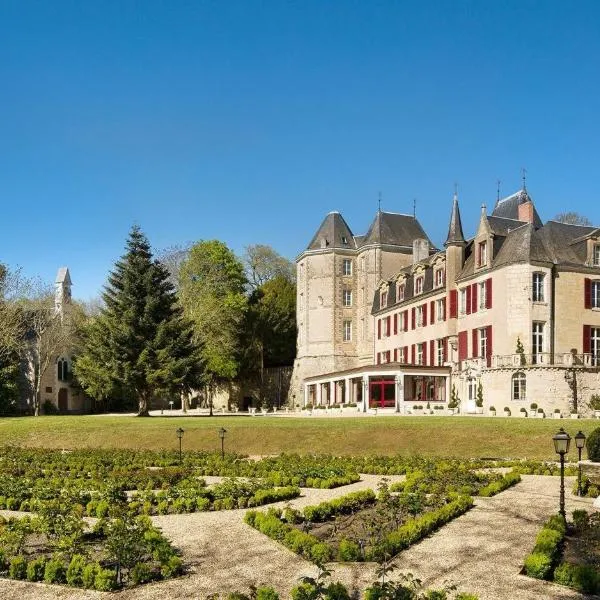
(411, 308, 416, 330)
(430, 339, 435, 366)
(471, 284, 478, 313)
(386, 350, 390, 363)
(393, 348, 398, 362)
(423, 303, 428, 327)
(377, 352, 381, 365)
(584, 325, 592, 354)
(422, 342, 427, 366)
(403, 346, 408, 363)
(386, 316, 391, 336)
(585, 278, 592, 309)
(411, 344, 416, 364)
(443, 337, 448, 363)
(472, 329, 478, 358)
(458, 331, 468, 361)
(449, 290, 458, 318)
(393, 313, 398, 335)
(485, 278, 492, 309)
(442, 298, 447, 321)
(377, 319, 381, 339)
(486, 325, 493, 367)
(430, 300, 435, 322)
(403, 310, 408, 331)
(466, 287, 472, 314)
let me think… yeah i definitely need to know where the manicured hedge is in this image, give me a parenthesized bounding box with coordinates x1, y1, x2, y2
(302, 489, 376, 523)
(523, 515, 566, 580)
(477, 471, 521, 497)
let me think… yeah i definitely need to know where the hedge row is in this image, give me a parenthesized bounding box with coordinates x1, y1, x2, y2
(523, 515, 566, 580)
(477, 471, 521, 497)
(302, 489, 376, 523)
(366, 495, 474, 562)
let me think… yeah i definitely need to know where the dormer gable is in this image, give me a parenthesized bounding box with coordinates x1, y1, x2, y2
(431, 254, 446, 289)
(474, 205, 493, 271)
(411, 263, 426, 295)
(377, 279, 390, 308)
(393, 273, 408, 302)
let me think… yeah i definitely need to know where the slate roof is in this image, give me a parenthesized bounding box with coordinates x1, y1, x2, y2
(307, 212, 356, 250)
(492, 190, 543, 229)
(445, 195, 466, 245)
(362, 212, 434, 248)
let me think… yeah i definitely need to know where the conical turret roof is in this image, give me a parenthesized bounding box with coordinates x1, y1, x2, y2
(307, 212, 355, 250)
(444, 194, 466, 246)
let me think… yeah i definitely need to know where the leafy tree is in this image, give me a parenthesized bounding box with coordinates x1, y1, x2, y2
(75, 226, 202, 416)
(553, 212, 593, 226)
(179, 240, 247, 414)
(243, 244, 295, 291)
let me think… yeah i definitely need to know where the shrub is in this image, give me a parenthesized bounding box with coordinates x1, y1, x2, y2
(291, 582, 317, 600)
(309, 542, 331, 563)
(337, 538, 361, 561)
(160, 555, 183, 578)
(94, 567, 118, 591)
(587, 427, 600, 462)
(43, 399, 58, 414)
(523, 552, 553, 579)
(324, 582, 350, 599)
(66, 554, 87, 587)
(572, 509, 589, 531)
(545, 514, 567, 535)
(589, 394, 600, 411)
(9, 555, 27, 580)
(26, 556, 46, 582)
(255, 587, 280, 600)
(44, 556, 66, 584)
(131, 562, 154, 585)
(554, 561, 600, 594)
(533, 528, 562, 557)
(82, 562, 100, 589)
(95, 500, 110, 518)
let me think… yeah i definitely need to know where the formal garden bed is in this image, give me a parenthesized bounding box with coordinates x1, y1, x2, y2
(245, 466, 521, 564)
(523, 510, 600, 595)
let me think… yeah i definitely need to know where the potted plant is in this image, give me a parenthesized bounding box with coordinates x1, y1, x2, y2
(571, 410, 580, 420)
(529, 403, 538, 418)
(448, 385, 460, 415)
(475, 381, 484, 414)
(553, 408, 562, 419)
(520, 407, 527, 417)
(426, 401, 433, 415)
(516, 336, 526, 366)
(590, 395, 600, 418)
(503, 406, 511, 417)
(537, 407, 545, 419)
(413, 404, 423, 415)
(489, 405, 496, 416)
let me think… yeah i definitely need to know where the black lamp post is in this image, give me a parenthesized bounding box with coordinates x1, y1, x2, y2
(553, 428, 571, 519)
(176, 427, 184, 464)
(575, 430, 587, 496)
(219, 427, 227, 460)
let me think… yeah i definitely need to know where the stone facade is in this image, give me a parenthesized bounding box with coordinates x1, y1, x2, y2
(292, 190, 600, 416)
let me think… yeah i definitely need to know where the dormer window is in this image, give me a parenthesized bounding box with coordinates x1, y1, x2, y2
(594, 244, 600, 267)
(341, 236, 348, 244)
(478, 241, 488, 267)
(434, 268, 444, 288)
(380, 289, 388, 308)
(397, 282, 405, 302)
(415, 276, 424, 295)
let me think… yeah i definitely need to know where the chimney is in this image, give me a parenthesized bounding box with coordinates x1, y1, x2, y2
(412, 238, 430, 264)
(518, 201, 534, 224)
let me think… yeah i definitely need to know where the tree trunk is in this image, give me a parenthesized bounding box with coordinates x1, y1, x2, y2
(208, 383, 213, 416)
(137, 393, 150, 417)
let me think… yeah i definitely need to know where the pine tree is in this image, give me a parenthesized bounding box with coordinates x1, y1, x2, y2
(75, 226, 202, 416)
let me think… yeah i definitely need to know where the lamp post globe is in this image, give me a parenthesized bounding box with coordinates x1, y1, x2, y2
(553, 428, 571, 519)
(574, 430, 587, 496)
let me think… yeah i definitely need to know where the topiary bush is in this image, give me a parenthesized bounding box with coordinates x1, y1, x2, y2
(66, 554, 87, 587)
(26, 556, 47, 582)
(44, 556, 66, 584)
(586, 427, 600, 462)
(255, 587, 280, 600)
(94, 567, 118, 591)
(523, 552, 553, 579)
(9, 555, 27, 580)
(82, 562, 100, 589)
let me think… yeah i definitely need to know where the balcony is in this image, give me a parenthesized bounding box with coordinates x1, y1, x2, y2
(491, 353, 600, 369)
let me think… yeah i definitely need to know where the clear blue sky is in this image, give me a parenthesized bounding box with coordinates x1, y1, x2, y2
(2, 1, 600, 299)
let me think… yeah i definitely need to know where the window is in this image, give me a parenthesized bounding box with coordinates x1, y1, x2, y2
(479, 281, 487, 309)
(592, 327, 600, 366)
(479, 328, 488, 359)
(57, 358, 69, 381)
(436, 298, 445, 321)
(397, 283, 405, 302)
(343, 259, 352, 276)
(380, 290, 388, 308)
(593, 281, 600, 309)
(342, 289, 352, 307)
(415, 276, 424, 295)
(512, 372, 527, 401)
(343, 320, 352, 342)
(416, 343, 424, 365)
(437, 339, 445, 366)
(532, 272, 545, 302)
(467, 378, 477, 402)
(459, 289, 467, 315)
(594, 244, 600, 267)
(341, 236, 348, 244)
(478, 241, 487, 267)
(435, 268, 444, 288)
(532, 322, 544, 364)
(416, 306, 424, 328)
(45, 386, 53, 393)
(398, 347, 405, 364)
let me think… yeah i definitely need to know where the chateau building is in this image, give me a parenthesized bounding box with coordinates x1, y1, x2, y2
(290, 190, 600, 415)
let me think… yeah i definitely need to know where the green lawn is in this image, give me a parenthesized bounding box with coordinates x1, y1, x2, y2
(0, 414, 598, 459)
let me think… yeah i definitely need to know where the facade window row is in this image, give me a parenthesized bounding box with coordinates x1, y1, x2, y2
(376, 338, 448, 366)
(584, 278, 600, 309)
(377, 298, 448, 339)
(458, 326, 493, 366)
(458, 278, 492, 315)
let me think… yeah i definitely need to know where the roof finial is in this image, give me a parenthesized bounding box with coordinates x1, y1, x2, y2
(378, 191, 382, 213)
(453, 182, 458, 201)
(521, 167, 527, 192)
(496, 179, 501, 203)
(413, 198, 416, 218)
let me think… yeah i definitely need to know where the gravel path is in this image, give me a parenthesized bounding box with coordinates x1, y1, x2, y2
(0, 475, 596, 599)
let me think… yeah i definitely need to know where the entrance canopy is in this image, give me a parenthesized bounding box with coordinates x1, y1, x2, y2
(304, 363, 451, 413)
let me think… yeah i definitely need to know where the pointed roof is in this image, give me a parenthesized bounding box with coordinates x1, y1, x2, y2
(444, 194, 466, 246)
(361, 211, 433, 248)
(307, 212, 355, 250)
(55, 267, 72, 285)
(492, 189, 543, 229)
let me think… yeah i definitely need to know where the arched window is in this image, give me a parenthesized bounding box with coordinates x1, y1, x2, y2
(57, 358, 68, 382)
(512, 372, 526, 401)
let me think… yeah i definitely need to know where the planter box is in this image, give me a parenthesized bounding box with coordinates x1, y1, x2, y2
(553, 412, 562, 419)
(594, 410, 600, 419)
(489, 410, 496, 417)
(528, 410, 537, 418)
(570, 413, 580, 420)
(503, 411, 511, 417)
(475, 407, 484, 415)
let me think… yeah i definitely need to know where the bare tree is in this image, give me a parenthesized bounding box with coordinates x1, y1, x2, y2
(553, 212, 593, 226)
(156, 243, 192, 288)
(0, 265, 27, 365)
(243, 244, 295, 290)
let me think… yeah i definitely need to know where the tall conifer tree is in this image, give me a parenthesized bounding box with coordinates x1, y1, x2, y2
(75, 226, 202, 416)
